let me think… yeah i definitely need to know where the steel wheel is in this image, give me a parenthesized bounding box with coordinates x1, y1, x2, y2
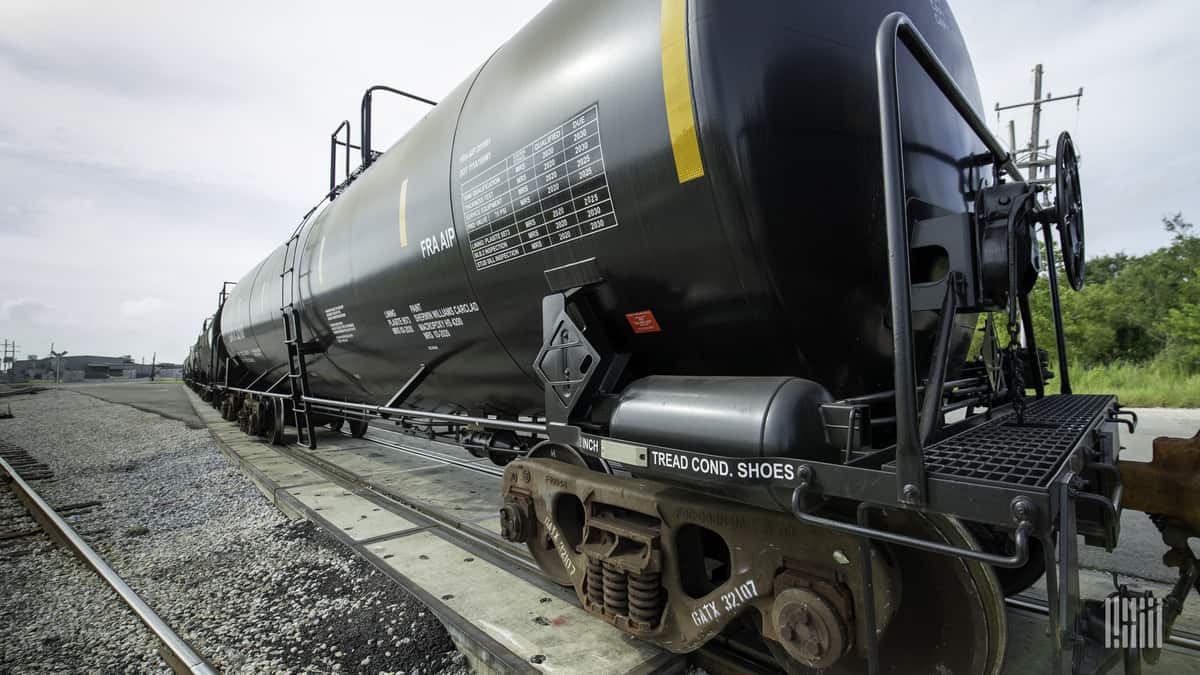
(269, 400, 286, 445)
(768, 511, 1007, 675)
(523, 442, 594, 586)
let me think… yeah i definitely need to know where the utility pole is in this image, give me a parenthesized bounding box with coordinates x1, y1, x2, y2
(50, 346, 67, 385)
(995, 64, 1083, 201)
(150, 352, 156, 382)
(1, 340, 16, 380)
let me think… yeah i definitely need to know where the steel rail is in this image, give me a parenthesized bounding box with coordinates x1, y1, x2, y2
(340, 425, 505, 478)
(281, 425, 780, 672)
(272, 419, 1200, 666)
(0, 456, 216, 675)
(1007, 596, 1200, 652)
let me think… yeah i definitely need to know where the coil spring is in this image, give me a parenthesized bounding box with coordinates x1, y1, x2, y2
(602, 562, 628, 615)
(627, 571, 662, 626)
(587, 557, 604, 609)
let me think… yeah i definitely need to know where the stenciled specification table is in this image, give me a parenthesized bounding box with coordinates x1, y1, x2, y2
(460, 104, 620, 271)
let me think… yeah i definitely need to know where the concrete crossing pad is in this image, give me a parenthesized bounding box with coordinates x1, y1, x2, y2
(184, 387, 678, 674)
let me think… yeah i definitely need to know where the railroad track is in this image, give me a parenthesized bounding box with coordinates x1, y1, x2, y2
(0, 445, 216, 675)
(299, 420, 1200, 671)
(187, 386, 1200, 673)
(258, 420, 783, 674)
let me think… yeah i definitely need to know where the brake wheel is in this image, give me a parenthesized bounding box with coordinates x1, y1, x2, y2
(1055, 131, 1085, 291)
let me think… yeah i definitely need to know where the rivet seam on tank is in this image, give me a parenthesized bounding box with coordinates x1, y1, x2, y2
(398, 178, 410, 248)
(661, 0, 704, 183)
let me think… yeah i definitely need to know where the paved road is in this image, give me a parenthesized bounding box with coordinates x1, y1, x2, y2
(1078, 408, 1200, 582)
(63, 381, 204, 429)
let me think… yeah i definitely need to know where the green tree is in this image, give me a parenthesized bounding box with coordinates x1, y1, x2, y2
(1028, 213, 1200, 372)
(1161, 301, 1200, 371)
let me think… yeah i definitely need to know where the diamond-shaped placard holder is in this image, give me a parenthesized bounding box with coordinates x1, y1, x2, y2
(534, 309, 600, 416)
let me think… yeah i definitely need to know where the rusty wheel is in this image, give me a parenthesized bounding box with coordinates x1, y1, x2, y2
(766, 511, 1006, 675)
(522, 442, 594, 586)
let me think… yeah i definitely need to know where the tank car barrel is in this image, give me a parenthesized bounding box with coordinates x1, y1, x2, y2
(184, 2, 1200, 672)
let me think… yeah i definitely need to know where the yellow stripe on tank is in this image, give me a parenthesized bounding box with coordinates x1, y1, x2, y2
(660, 0, 704, 183)
(398, 178, 410, 248)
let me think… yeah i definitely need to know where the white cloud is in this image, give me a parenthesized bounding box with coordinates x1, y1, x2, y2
(0, 0, 1195, 362)
(119, 297, 166, 318)
(0, 299, 52, 323)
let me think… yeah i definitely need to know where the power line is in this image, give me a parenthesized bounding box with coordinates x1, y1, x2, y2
(995, 64, 1084, 202)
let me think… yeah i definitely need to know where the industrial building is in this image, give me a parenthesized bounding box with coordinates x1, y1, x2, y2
(10, 355, 176, 381)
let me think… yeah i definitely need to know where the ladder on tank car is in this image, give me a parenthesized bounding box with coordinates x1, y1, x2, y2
(280, 230, 318, 449)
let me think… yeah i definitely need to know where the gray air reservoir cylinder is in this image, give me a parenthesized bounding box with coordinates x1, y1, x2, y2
(608, 376, 836, 510)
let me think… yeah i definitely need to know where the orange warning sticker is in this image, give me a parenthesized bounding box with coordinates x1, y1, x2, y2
(625, 310, 662, 334)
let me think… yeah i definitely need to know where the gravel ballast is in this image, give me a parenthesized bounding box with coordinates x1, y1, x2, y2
(0, 387, 465, 674)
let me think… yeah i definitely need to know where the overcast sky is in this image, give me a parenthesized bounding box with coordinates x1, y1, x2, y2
(1, 0, 1196, 363)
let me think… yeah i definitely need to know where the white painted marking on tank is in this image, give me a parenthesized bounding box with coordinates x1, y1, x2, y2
(317, 235, 326, 287)
(398, 178, 409, 248)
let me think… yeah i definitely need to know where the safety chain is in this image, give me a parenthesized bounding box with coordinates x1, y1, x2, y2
(1006, 320, 1026, 425)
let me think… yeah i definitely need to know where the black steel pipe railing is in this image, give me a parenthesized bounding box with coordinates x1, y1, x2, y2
(329, 120, 351, 193)
(791, 489, 1033, 568)
(840, 377, 984, 406)
(1041, 223, 1073, 393)
(919, 278, 960, 444)
(303, 395, 546, 435)
(223, 385, 289, 399)
(360, 86, 437, 169)
(876, 12, 1031, 504)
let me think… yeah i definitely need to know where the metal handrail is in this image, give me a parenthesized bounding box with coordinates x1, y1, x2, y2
(791, 487, 1033, 569)
(223, 384, 289, 399)
(329, 120, 353, 193)
(875, 12, 1031, 505)
(0, 457, 216, 674)
(302, 395, 546, 435)
(359, 85, 437, 169)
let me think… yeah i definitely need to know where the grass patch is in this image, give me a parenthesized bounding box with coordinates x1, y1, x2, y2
(1066, 359, 1200, 408)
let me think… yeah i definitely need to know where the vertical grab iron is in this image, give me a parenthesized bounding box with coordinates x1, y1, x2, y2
(874, 12, 1030, 506)
(280, 231, 316, 449)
